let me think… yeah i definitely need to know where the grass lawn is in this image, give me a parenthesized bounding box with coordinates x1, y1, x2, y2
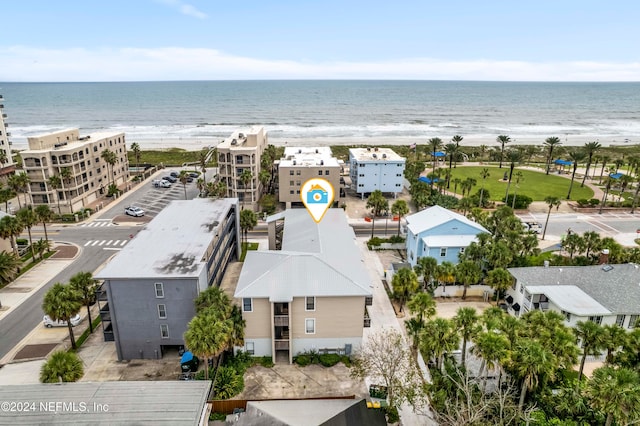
(446, 166, 594, 201)
(240, 242, 259, 261)
(130, 148, 216, 167)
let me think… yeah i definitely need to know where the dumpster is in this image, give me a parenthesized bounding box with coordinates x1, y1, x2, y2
(180, 351, 200, 373)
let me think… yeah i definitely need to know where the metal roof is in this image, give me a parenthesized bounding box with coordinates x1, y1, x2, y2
(526, 285, 611, 316)
(423, 234, 478, 248)
(406, 205, 489, 236)
(96, 198, 237, 280)
(0, 381, 211, 425)
(234, 209, 372, 299)
(508, 264, 640, 314)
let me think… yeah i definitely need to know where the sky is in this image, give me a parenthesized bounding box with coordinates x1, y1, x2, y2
(1, 0, 639, 82)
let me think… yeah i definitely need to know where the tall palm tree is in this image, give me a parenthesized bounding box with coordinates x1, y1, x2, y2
(0, 215, 24, 256)
(16, 172, 31, 207)
(581, 141, 601, 186)
(239, 169, 253, 208)
(478, 168, 490, 207)
(496, 135, 511, 168)
(7, 174, 23, 209)
(444, 143, 458, 187)
(100, 149, 117, 186)
(543, 136, 562, 175)
(566, 149, 586, 199)
(69, 271, 98, 333)
(631, 175, 640, 213)
(47, 175, 62, 215)
(34, 205, 54, 246)
(194, 285, 232, 315)
(0, 187, 14, 212)
(574, 320, 605, 386)
(42, 282, 82, 349)
(178, 170, 189, 200)
(471, 330, 510, 389)
(510, 171, 524, 209)
(39, 350, 84, 383)
(239, 209, 257, 244)
(414, 256, 438, 292)
(455, 260, 481, 300)
(0, 251, 21, 287)
(485, 268, 512, 305)
(390, 199, 409, 237)
(184, 311, 231, 380)
(598, 155, 611, 184)
(512, 339, 556, 412)
(542, 196, 561, 240)
(453, 307, 480, 366)
(391, 267, 419, 313)
(59, 167, 73, 213)
(599, 178, 613, 214)
(451, 135, 463, 167)
(435, 261, 456, 292)
(258, 170, 270, 195)
(428, 137, 443, 171)
(16, 207, 38, 262)
(587, 366, 640, 426)
(130, 142, 141, 171)
(601, 324, 626, 364)
(407, 292, 436, 326)
(503, 150, 522, 202)
(421, 318, 460, 370)
(366, 190, 388, 239)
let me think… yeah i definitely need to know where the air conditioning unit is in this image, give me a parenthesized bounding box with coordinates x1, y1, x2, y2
(320, 160, 324, 165)
(372, 154, 377, 159)
(231, 139, 237, 145)
(238, 133, 245, 139)
(382, 153, 387, 158)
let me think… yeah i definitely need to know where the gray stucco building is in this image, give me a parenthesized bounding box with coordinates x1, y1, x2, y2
(95, 198, 240, 360)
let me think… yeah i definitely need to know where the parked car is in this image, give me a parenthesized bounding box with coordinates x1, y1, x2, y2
(188, 172, 199, 178)
(170, 171, 179, 178)
(522, 221, 543, 234)
(163, 175, 177, 183)
(125, 206, 145, 217)
(152, 179, 171, 188)
(43, 314, 81, 328)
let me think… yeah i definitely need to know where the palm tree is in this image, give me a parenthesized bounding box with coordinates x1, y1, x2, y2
(42, 282, 82, 349)
(511, 339, 556, 412)
(130, 142, 141, 171)
(390, 199, 409, 237)
(407, 292, 436, 326)
(59, 167, 74, 213)
(599, 178, 613, 214)
(0, 251, 21, 286)
(421, 318, 460, 370)
(184, 311, 231, 381)
(542, 196, 561, 240)
(258, 170, 270, 195)
(455, 260, 481, 300)
(601, 324, 626, 364)
(451, 135, 463, 167)
(453, 307, 480, 366)
(485, 268, 512, 305)
(366, 190, 388, 239)
(39, 350, 84, 383)
(0, 215, 24, 256)
(496, 135, 511, 168)
(574, 320, 605, 386)
(428, 137, 443, 171)
(587, 366, 640, 426)
(199, 149, 209, 175)
(69, 271, 98, 334)
(7, 174, 23, 209)
(471, 330, 510, 389)
(0, 187, 14, 212)
(33, 238, 50, 261)
(0, 150, 8, 169)
(391, 267, 419, 313)
(16, 207, 38, 262)
(47, 175, 62, 215)
(599, 155, 611, 184)
(178, 170, 189, 200)
(414, 256, 438, 292)
(16, 172, 31, 207)
(444, 143, 458, 187)
(227, 305, 245, 353)
(543, 136, 562, 175)
(239, 209, 257, 245)
(100, 149, 117, 186)
(581, 141, 601, 186)
(503, 150, 522, 202)
(510, 171, 524, 209)
(566, 149, 586, 199)
(478, 168, 490, 207)
(435, 261, 456, 292)
(239, 169, 253, 208)
(34, 205, 54, 246)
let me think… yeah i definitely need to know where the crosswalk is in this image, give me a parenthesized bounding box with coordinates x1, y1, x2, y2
(80, 220, 116, 227)
(84, 239, 128, 247)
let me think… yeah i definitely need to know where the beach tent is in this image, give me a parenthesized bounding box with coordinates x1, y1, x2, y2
(431, 151, 446, 158)
(553, 159, 573, 166)
(609, 173, 624, 179)
(418, 176, 439, 184)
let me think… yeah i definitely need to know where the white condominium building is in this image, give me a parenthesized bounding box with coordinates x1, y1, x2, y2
(0, 94, 17, 178)
(349, 147, 406, 198)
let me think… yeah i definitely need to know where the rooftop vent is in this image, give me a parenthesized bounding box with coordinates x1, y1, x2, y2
(374, 147, 379, 151)
(298, 149, 302, 154)
(238, 133, 245, 139)
(231, 139, 237, 145)
(382, 153, 387, 158)
(293, 160, 296, 165)
(367, 147, 371, 151)
(315, 149, 319, 153)
(320, 160, 324, 165)
(372, 153, 377, 159)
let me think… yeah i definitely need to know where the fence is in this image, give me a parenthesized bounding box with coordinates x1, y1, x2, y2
(210, 395, 356, 415)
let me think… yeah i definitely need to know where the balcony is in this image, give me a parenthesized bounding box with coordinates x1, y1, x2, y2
(99, 303, 111, 321)
(365, 296, 373, 306)
(274, 340, 290, 351)
(274, 315, 289, 327)
(102, 322, 115, 342)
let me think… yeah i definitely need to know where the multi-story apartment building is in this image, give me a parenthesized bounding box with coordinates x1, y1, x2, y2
(0, 94, 17, 178)
(234, 209, 372, 363)
(95, 198, 241, 360)
(277, 147, 343, 208)
(349, 147, 405, 198)
(217, 127, 267, 211)
(20, 128, 128, 214)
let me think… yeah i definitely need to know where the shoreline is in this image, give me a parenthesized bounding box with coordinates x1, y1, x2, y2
(10, 135, 637, 153)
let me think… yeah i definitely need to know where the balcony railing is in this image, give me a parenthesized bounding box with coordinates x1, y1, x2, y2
(364, 317, 371, 328)
(274, 315, 289, 327)
(274, 340, 289, 351)
(365, 296, 373, 306)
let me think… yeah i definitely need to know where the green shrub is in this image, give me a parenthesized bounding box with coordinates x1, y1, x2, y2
(504, 194, 533, 209)
(383, 405, 400, 423)
(577, 199, 589, 207)
(16, 238, 28, 246)
(319, 353, 341, 367)
(40, 351, 84, 383)
(294, 354, 311, 366)
(257, 356, 274, 368)
(227, 351, 253, 375)
(209, 412, 226, 421)
(588, 198, 600, 206)
(213, 366, 244, 400)
(388, 235, 405, 243)
(368, 237, 384, 247)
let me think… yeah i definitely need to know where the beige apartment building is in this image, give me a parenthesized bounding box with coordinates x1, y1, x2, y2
(217, 127, 267, 211)
(277, 147, 343, 209)
(20, 128, 129, 214)
(0, 94, 17, 178)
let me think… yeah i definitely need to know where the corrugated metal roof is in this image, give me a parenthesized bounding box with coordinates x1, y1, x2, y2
(235, 209, 372, 299)
(423, 234, 478, 248)
(406, 205, 488, 235)
(526, 285, 611, 315)
(96, 198, 237, 279)
(0, 381, 211, 425)
(509, 264, 640, 314)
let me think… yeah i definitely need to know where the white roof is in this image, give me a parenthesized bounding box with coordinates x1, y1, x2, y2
(349, 147, 404, 162)
(96, 198, 237, 280)
(423, 234, 478, 248)
(234, 209, 372, 300)
(526, 285, 611, 316)
(406, 205, 489, 235)
(279, 147, 340, 167)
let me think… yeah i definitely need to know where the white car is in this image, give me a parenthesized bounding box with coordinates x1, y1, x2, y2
(43, 314, 81, 328)
(152, 179, 171, 188)
(125, 206, 145, 217)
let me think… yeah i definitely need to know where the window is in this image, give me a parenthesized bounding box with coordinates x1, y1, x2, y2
(289, 190, 294, 195)
(305, 318, 315, 334)
(629, 315, 639, 329)
(519, 284, 524, 294)
(459, 247, 465, 254)
(562, 310, 571, 322)
(289, 170, 294, 176)
(296, 190, 300, 194)
(155, 282, 164, 298)
(245, 342, 255, 355)
(160, 324, 169, 338)
(359, 174, 365, 177)
(439, 248, 447, 257)
(318, 170, 322, 176)
(296, 170, 301, 175)
(158, 304, 167, 319)
(588, 315, 603, 325)
(289, 180, 294, 186)
(306, 297, 315, 311)
(616, 314, 626, 327)
(296, 180, 301, 186)
(325, 170, 329, 175)
(243, 298, 252, 312)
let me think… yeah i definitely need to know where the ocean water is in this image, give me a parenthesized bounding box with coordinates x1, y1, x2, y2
(0, 80, 639, 149)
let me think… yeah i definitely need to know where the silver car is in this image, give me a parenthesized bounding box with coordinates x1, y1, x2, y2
(125, 206, 145, 217)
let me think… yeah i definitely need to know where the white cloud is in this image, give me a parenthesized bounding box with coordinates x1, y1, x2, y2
(156, 0, 207, 19)
(0, 46, 639, 82)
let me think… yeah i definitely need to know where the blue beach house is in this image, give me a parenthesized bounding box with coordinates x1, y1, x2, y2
(405, 205, 489, 266)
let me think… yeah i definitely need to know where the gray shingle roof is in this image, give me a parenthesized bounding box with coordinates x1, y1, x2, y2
(508, 264, 640, 314)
